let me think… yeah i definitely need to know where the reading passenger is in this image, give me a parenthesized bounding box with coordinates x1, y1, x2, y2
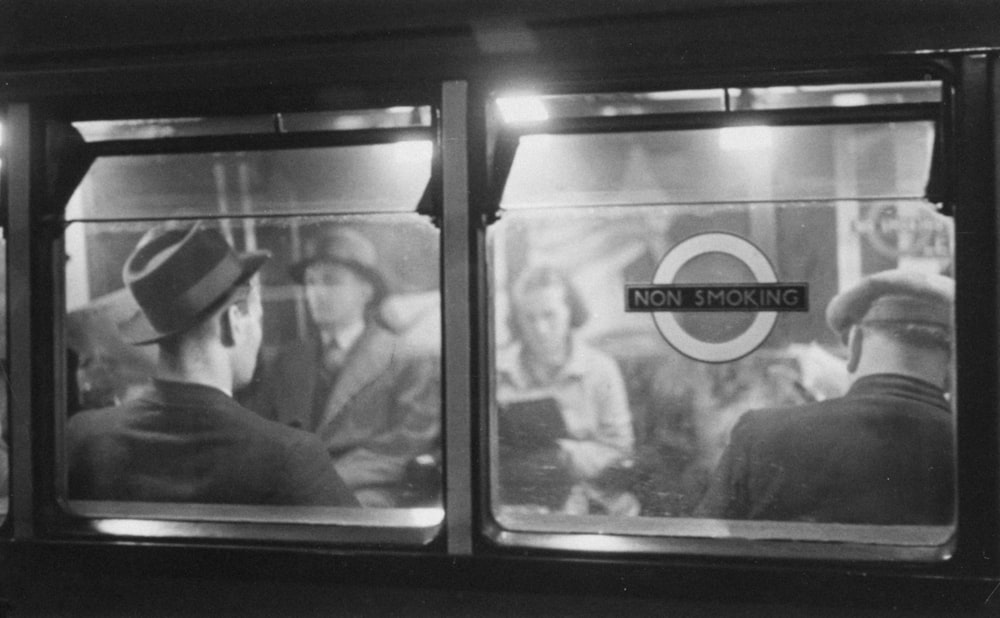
(243, 227, 439, 508)
(496, 266, 636, 515)
(67, 224, 358, 506)
(695, 269, 954, 524)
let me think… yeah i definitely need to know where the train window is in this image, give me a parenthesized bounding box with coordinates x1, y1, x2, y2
(59, 112, 443, 543)
(488, 81, 956, 557)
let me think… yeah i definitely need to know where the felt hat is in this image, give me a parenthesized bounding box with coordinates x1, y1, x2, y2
(287, 226, 388, 304)
(826, 269, 954, 343)
(120, 222, 270, 345)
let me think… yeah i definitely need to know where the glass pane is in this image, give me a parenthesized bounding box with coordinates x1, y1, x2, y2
(493, 83, 940, 126)
(73, 107, 432, 141)
(489, 199, 954, 545)
(496, 90, 725, 124)
(64, 176, 442, 527)
(738, 81, 942, 110)
(501, 122, 934, 208)
(67, 143, 432, 220)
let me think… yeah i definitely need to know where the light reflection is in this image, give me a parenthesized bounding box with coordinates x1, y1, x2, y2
(391, 139, 433, 164)
(496, 95, 550, 124)
(831, 93, 870, 107)
(94, 518, 189, 537)
(718, 125, 773, 152)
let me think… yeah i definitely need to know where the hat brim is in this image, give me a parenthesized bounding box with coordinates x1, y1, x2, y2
(825, 270, 954, 341)
(287, 257, 388, 303)
(120, 251, 270, 346)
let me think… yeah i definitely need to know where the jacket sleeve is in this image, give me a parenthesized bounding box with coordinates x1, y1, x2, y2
(279, 433, 360, 507)
(333, 354, 440, 489)
(693, 413, 753, 519)
(559, 353, 635, 480)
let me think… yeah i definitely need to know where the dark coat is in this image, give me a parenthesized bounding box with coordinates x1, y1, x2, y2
(242, 325, 440, 506)
(67, 380, 358, 506)
(695, 374, 954, 525)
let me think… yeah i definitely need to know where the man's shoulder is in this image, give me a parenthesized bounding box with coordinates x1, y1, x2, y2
(734, 399, 838, 440)
(66, 401, 142, 443)
(228, 400, 324, 448)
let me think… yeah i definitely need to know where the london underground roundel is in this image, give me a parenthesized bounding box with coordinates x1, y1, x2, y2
(626, 232, 809, 363)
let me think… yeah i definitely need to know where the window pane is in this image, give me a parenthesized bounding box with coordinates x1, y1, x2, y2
(73, 107, 432, 141)
(496, 90, 725, 123)
(501, 122, 934, 208)
(67, 143, 432, 220)
(493, 83, 939, 125)
(739, 81, 941, 110)
(490, 197, 954, 545)
(63, 138, 442, 535)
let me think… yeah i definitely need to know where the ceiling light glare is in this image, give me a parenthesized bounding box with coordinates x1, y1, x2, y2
(496, 95, 550, 124)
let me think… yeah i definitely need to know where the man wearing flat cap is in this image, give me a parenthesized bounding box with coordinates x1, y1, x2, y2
(67, 223, 358, 506)
(695, 269, 954, 524)
(242, 226, 440, 508)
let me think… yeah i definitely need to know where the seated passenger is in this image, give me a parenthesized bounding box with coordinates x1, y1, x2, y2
(496, 266, 637, 515)
(695, 269, 954, 524)
(242, 226, 440, 508)
(67, 223, 358, 507)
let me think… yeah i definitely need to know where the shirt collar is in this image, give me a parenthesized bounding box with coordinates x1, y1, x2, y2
(497, 335, 588, 388)
(320, 320, 366, 352)
(147, 379, 235, 405)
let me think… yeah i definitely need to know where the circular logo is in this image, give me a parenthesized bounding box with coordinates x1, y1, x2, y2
(652, 233, 778, 363)
(855, 203, 952, 262)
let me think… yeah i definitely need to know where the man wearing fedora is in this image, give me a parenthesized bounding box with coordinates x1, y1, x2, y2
(67, 223, 358, 506)
(695, 269, 954, 524)
(242, 226, 439, 508)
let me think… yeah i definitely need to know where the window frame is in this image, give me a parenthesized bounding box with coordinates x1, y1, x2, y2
(9, 91, 453, 549)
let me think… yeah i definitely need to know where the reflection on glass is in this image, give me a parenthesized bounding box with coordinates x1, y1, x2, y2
(740, 81, 942, 110)
(501, 122, 935, 208)
(493, 83, 939, 124)
(490, 198, 954, 544)
(67, 143, 432, 220)
(72, 107, 432, 141)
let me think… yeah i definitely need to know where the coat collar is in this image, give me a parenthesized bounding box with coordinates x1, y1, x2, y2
(144, 379, 236, 408)
(317, 324, 396, 428)
(496, 336, 588, 389)
(847, 373, 950, 411)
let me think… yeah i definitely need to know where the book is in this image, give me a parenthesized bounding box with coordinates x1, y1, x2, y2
(498, 397, 567, 451)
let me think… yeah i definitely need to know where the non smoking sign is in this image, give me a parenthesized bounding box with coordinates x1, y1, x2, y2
(627, 232, 809, 363)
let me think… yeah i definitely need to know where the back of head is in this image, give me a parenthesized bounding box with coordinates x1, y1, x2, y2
(826, 269, 953, 383)
(120, 222, 270, 346)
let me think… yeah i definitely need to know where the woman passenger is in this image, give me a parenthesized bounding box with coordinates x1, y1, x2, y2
(495, 265, 637, 515)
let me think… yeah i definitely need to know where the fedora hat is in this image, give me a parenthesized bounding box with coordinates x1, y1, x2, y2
(287, 226, 388, 304)
(120, 222, 270, 345)
(826, 269, 953, 343)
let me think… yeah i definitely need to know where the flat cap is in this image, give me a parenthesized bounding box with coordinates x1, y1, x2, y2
(826, 269, 954, 342)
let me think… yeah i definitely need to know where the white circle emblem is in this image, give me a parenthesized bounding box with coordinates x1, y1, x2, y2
(652, 233, 778, 363)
